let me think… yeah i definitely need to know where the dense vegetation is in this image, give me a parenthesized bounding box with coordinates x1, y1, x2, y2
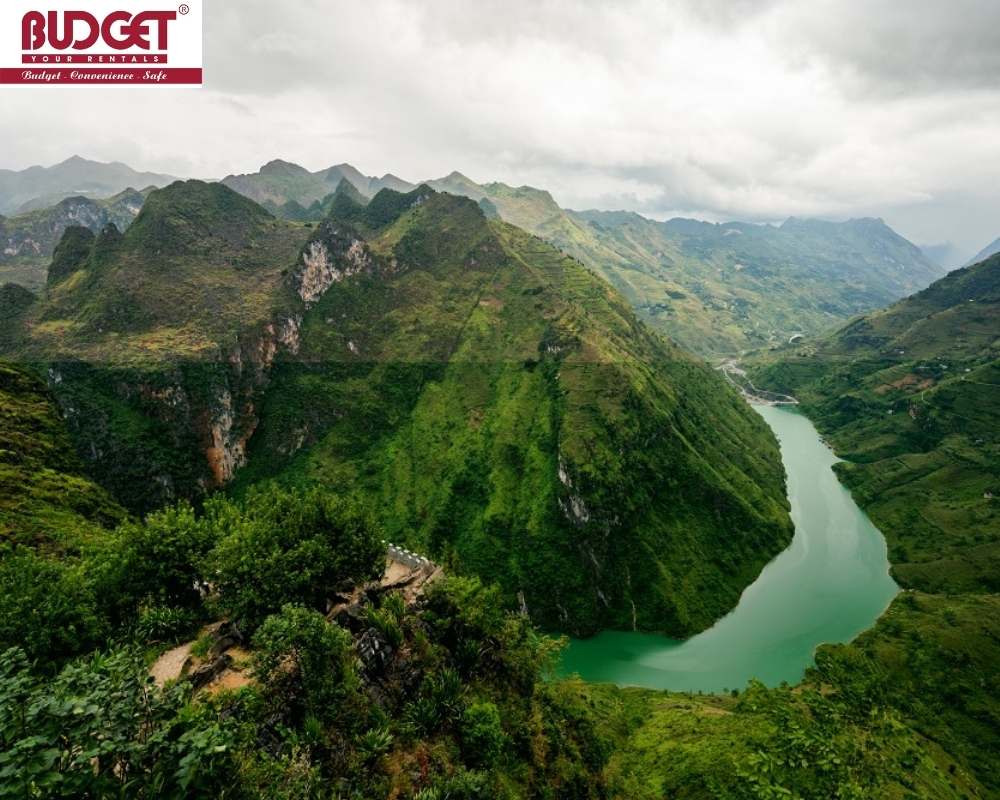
(0, 429, 612, 798)
(1, 376, 995, 797)
(0, 180, 793, 637)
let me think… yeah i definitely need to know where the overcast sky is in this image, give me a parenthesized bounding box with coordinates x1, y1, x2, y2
(3, 0, 1000, 260)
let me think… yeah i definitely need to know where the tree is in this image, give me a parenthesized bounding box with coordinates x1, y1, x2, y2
(251, 605, 358, 722)
(207, 485, 384, 632)
(89, 501, 213, 622)
(0, 547, 104, 664)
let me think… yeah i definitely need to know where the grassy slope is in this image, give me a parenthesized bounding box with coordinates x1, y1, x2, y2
(237, 187, 793, 636)
(427, 174, 944, 356)
(0, 361, 125, 552)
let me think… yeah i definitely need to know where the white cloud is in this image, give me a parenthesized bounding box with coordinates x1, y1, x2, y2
(1, 0, 998, 256)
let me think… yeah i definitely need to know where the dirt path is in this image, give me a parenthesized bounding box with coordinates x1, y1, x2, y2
(150, 641, 194, 687)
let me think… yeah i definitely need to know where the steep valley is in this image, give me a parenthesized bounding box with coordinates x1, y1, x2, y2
(0, 178, 793, 637)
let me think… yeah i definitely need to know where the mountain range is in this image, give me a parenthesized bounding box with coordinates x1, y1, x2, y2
(0, 155, 175, 215)
(1, 157, 947, 356)
(219, 160, 947, 355)
(1, 178, 793, 636)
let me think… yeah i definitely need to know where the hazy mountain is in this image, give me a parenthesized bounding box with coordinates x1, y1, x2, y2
(221, 159, 416, 208)
(0, 156, 175, 215)
(2, 179, 793, 636)
(754, 252, 1000, 594)
(920, 240, 963, 269)
(424, 173, 946, 355)
(0, 188, 149, 291)
(966, 235, 1000, 266)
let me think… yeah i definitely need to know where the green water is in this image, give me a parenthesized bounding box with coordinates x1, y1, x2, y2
(559, 405, 898, 692)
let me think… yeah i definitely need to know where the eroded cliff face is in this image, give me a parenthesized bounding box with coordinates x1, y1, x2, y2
(203, 314, 303, 486)
(40, 225, 378, 512)
(294, 223, 375, 306)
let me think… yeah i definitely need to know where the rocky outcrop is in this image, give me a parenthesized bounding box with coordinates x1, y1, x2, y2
(292, 221, 375, 306)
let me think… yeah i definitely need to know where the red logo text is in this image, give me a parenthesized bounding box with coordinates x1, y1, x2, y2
(22, 10, 177, 51)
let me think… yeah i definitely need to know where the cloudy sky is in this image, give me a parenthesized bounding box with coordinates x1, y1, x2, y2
(4, 0, 1000, 261)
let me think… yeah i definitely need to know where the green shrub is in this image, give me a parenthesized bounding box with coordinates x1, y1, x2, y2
(89, 500, 213, 622)
(251, 605, 359, 722)
(460, 702, 505, 767)
(0, 646, 232, 798)
(207, 485, 384, 631)
(0, 547, 105, 664)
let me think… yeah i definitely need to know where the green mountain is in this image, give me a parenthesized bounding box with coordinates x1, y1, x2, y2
(0, 155, 174, 215)
(753, 253, 999, 594)
(2, 179, 792, 637)
(0, 188, 149, 291)
(423, 174, 945, 355)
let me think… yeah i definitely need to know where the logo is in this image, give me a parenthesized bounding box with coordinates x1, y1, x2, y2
(1, 1, 202, 86)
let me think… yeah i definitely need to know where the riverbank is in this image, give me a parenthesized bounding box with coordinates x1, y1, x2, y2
(559, 405, 898, 691)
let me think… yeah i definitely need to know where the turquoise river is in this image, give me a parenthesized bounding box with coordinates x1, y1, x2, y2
(559, 404, 899, 692)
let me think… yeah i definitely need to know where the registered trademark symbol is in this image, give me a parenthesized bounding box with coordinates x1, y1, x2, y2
(178, 3, 190, 14)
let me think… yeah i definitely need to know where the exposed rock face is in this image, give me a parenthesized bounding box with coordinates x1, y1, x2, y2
(0, 195, 143, 266)
(293, 222, 374, 306)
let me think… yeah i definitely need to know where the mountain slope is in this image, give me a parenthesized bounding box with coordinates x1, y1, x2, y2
(966, 235, 1000, 266)
(425, 174, 945, 355)
(0, 189, 148, 291)
(0, 155, 174, 215)
(753, 253, 1000, 593)
(2, 181, 793, 636)
(232, 186, 793, 635)
(0, 361, 126, 552)
(3, 180, 314, 509)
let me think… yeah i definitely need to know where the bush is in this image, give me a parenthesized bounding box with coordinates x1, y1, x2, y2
(251, 605, 359, 722)
(460, 702, 505, 767)
(207, 485, 384, 631)
(0, 547, 105, 664)
(89, 501, 213, 622)
(133, 604, 200, 645)
(0, 646, 233, 798)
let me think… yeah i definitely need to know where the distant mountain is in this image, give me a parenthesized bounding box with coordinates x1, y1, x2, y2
(0, 156, 175, 215)
(220, 159, 415, 209)
(754, 253, 1000, 594)
(920, 241, 962, 270)
(966, 235, 1000, 266)
(2, 179, 793, 636)
(9, 158, 946, 356)
(0, 188, 149, 291)
(422, 174, 946, 355)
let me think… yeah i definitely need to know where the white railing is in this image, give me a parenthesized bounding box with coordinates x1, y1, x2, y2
(383, 540, 435, 570)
